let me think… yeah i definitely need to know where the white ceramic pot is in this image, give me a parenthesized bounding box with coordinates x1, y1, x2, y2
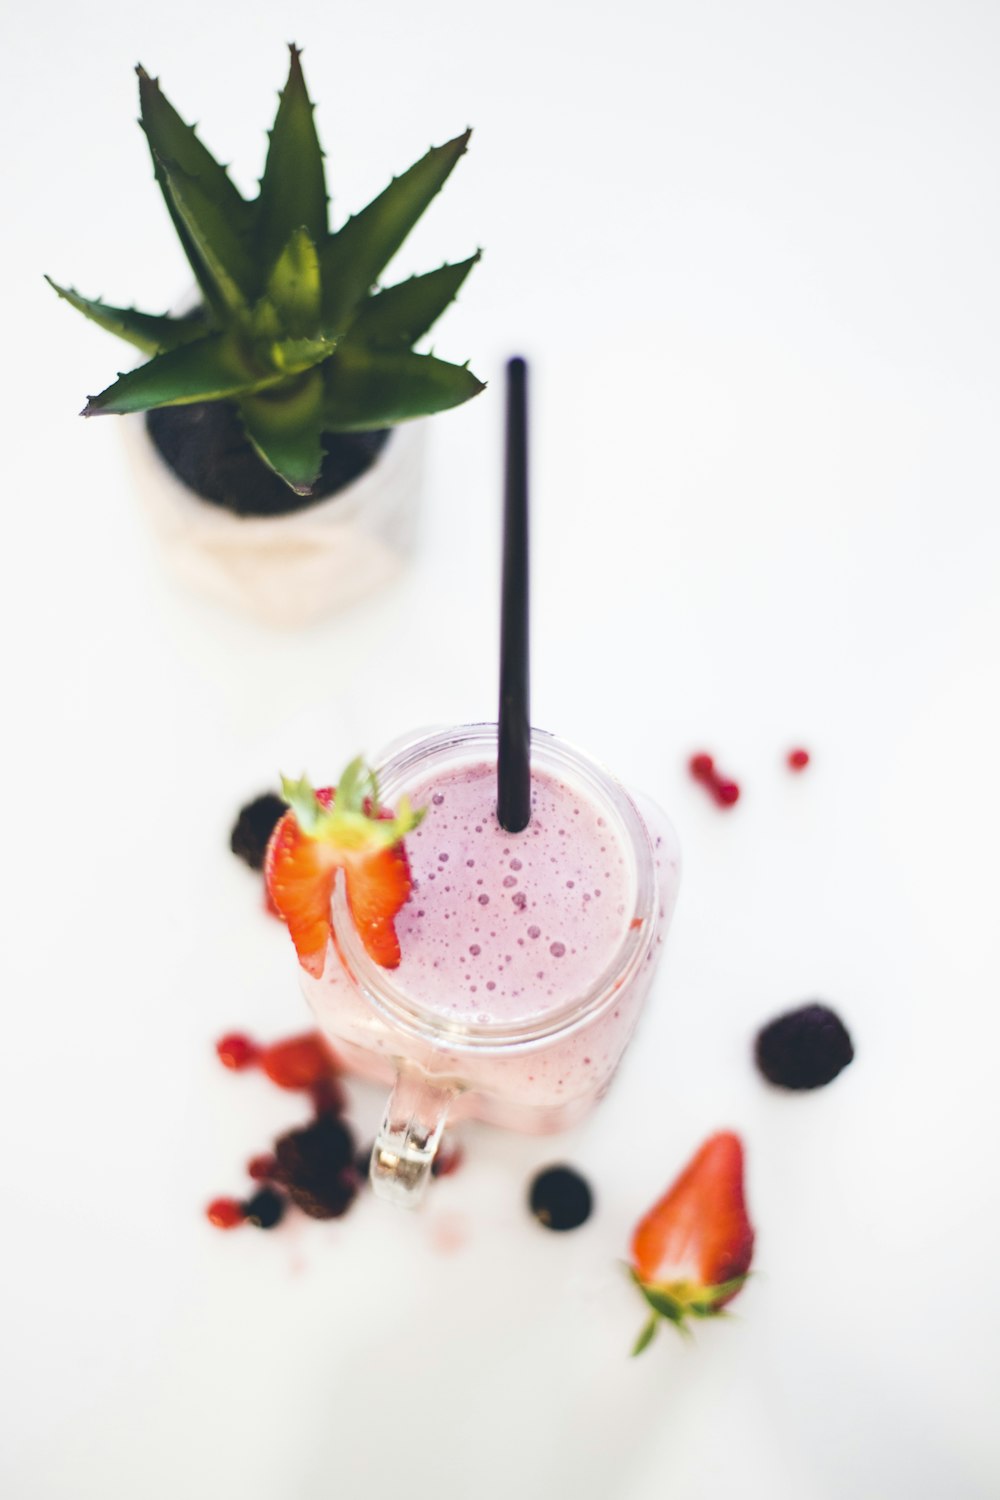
(121, 415, 426, 628)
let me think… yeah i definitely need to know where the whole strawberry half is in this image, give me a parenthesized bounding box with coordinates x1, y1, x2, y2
(264, 758, 424, 976)
(628, 1130, 754, 1354)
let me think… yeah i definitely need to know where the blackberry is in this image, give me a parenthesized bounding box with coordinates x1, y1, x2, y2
(243, 1188, 286, 1229)
(230, 793, 286, 871)
(754, 1003, 854, 1090)
(274, 1116, 358, 1219)
(528, 1165, 593, 1231)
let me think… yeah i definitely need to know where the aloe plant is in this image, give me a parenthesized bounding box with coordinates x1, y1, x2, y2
(46, 47, 484, 495)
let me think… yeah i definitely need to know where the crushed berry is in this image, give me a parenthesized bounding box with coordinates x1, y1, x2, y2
(260, 1032, 337, 1090)
(310, 1075, 347, 1117)
(431, 1142, 464, 1178)
(755, 1003, 854, 1090)
(248, 1154, 278, 1182)
(275, 1116, 358, 1219)
(216, 1033, 259, 1071)
(230, 793, 287, 871)
(243, 1188, 286, 1229)
(206, 1197, 245, 1230)
(528, 1165, 593, 1231)
(788, 748, 811, 771)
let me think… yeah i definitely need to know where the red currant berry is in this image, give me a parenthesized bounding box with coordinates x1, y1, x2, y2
(788, 748, 810, 771)
(206, 1197, 245, 1230)
(715, 780, 741, 806)
(216, 1033, 259, 1071)
(689, 752, 714, 779)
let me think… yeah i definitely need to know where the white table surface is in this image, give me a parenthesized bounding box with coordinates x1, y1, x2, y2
(4, 1, 999, 1496)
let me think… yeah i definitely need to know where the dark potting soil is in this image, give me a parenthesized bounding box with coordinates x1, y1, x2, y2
(146, 402, 389, 518)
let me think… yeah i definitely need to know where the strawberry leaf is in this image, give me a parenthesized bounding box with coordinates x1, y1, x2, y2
(631, 1314, 659, 1358)
(321, 131, 471, 331)
(280, 760, 424, 853)
(257, 45, 328, 278)
(639, 1284, 685, 1322)
(280, 774, 326, 834)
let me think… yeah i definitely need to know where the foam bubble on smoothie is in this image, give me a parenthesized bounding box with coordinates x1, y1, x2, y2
(393, 762, 633, 1026)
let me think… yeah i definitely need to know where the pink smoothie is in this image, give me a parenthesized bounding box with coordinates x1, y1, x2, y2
(393, 761, 634, 1027)
(304, 729, 679, 1133)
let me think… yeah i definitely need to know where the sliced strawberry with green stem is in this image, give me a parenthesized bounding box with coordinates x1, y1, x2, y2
(265, 757, 424, 975)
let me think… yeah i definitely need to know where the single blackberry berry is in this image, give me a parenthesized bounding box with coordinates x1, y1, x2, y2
(274, 1116, 358, 1219)
(528, 1165, 593, 1231)
(230, 793, 286, 871)
(754, 1003, 854, 1090)
(243, 1188, 286, 1229)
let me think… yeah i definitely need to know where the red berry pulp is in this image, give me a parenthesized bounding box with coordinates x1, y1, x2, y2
(216, 1033, 259, 1071)
(248, 1154, 278, 1182)
(260, 1032, 336, 1090)
(206, 1197, 245, 1229)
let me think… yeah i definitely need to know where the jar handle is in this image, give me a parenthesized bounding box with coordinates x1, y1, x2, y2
(370, 1070, 455, 1208)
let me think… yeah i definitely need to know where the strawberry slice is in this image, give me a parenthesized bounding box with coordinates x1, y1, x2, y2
(264, 759, 423, 975)
(628, 1130, 754, 1353)
(345, 843, 413, 968)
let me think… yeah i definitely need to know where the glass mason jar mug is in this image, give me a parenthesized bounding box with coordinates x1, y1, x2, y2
(298, 725, 681, 1206)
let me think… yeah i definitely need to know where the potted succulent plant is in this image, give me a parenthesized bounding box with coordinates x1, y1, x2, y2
(47, 47, 484, 625)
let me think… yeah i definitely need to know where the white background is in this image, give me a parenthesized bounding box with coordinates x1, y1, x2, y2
(3, 1, 999, 1496)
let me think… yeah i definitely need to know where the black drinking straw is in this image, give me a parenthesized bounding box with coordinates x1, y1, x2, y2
(497, 356, 531, 833)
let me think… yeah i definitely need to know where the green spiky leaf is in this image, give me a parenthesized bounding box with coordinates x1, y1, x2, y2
(152, 149, 257, 316)
(43, 278, 207, 355)
(321, 131, 471, 331)
(137, 66, 254, 316)
(239, 368, 325, 494)
(257, 45, 328, 276)
(345, 252, 480, 351)
(268, 335, 337, 373)
(81, 331, 309, 415)
(249, 294, 284, 342)
(324, 347, 484, 431)
(266, 227, 322, 338)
